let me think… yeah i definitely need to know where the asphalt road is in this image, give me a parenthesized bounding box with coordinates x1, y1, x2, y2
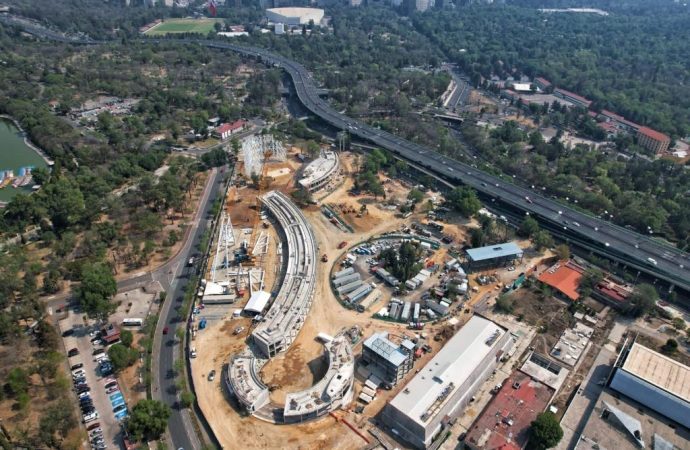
(12, 14, 689, 290)
(153, 167, 223, 450)
(200, 41, 690, 293)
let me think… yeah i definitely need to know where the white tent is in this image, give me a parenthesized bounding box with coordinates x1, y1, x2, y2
(244, 290, 271, 314)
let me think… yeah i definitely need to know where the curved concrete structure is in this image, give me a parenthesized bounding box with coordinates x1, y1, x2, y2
(224, 190, 354, 422)
(252, 190, 317, 357)
(299, 150, 339, 192)
(6, 16, 689, 292)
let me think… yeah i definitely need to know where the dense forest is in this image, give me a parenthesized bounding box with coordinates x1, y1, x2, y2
(412, 5, 690, 138)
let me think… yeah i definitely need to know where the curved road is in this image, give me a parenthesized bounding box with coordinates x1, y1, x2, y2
(200, 40, 690, 293)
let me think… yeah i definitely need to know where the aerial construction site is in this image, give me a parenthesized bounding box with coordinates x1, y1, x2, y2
(188, 132, 593, 450)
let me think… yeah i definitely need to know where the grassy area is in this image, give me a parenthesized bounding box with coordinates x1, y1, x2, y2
(144, 18, 223, 36)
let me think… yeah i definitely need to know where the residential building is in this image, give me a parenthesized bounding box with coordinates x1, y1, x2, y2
(213, 120, 246, 140)
(537, 260, 585, 301)
(636, 126, 670, 155)
(554, 88, 592, 108)
(361, 332, 415, 387)
(534, 77, 552, 91)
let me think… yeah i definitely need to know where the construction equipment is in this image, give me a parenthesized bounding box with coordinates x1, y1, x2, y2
(338, 241, 348, 249)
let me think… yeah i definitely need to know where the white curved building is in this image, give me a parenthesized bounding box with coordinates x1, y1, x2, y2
(265, 7, 324, 26)
(299, 150, 339, 192)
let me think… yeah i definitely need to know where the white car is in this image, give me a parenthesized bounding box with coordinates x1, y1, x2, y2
(190, 348, 197, 358)
(72, 369, 86, 378)
(82, 412, 99, 423)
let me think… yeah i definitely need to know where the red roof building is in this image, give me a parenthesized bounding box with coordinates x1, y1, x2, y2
(534, 77, 552, 90)
(637, 126, 671, 155)
(465, 371, 554, 450)
(537, 260, 585, 301)
(214, 120, 246, 140)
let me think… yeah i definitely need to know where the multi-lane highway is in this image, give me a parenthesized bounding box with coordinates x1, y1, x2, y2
(2, 15, 688, 292)
(199, 41, 690, 293)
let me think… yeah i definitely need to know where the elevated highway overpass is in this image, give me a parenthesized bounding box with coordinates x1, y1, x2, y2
(4, 17, 688, 292)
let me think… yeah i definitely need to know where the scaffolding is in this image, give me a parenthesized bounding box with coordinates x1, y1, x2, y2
(242, 135, 286, 178)
(252, 231, 270, 256)
(211, 212, 236, 282)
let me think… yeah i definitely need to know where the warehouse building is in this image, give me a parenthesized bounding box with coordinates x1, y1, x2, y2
(361, 332, 415, 387)
(609, 341, 690, 429)
(382, 315, 514, 449)
(464, 242, 523, 272)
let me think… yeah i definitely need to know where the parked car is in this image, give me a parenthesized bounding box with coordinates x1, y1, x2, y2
(92, 348, 105, 357)
(72, 368, 86, 377)
(76, 386, 91, 394)
(62, 328, 75, 337)
(78, 391, 91, 399)
(105, 386, 119, 395)
(71, 363, 84, 371)
(163, 326, 169, 335)
(113, 404, 127, 414)
(208, 370, 216, 381)
(104, 380, 118, 389)
(82, 412, 99, 423)
(68, 348, 80, 357)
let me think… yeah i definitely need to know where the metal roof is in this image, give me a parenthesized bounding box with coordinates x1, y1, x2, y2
(363, 332, 409, 367)
(622, 342, 690, 401)
(466, 242, 523, 262)
(388, 316, 506, 427)
(244, 290, 271, 314)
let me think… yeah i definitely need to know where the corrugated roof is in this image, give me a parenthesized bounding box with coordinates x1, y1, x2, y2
(623, 343, 690, 401)
(466, 242, 523, 262)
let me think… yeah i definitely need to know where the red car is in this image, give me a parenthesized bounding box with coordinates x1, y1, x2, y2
(163, 326, 169, 335)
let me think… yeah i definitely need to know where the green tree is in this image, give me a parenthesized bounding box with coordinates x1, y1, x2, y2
(5, 367, 29, 397)
(126, 399, 171, 442)
(532, 230, 554, 251)
(107, 343, 138, 372)
(529, 412, 564, 450)
(495, 294, 514, 314)
(446, 186, 481, 217)
(407, 188, 425, 204)
(42, 178, 86, 233)
(179, 390, 195, 409)
(661, 338, 679, 355)
(578, 267, 604, 298)
(120, 329, 134, 347)
(554, 244, 570, 260)
(518, 216, 540, 237)
(76, 262, 117, 320)
(627, 283, 658, 318)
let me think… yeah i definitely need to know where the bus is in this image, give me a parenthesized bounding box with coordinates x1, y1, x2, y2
(121, 318, 143, 327)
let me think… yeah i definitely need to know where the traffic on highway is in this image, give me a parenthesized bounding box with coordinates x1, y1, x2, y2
(206, 41, 690, 293)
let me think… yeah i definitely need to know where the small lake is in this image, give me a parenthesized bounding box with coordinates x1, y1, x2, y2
(0, 118, 49, 203)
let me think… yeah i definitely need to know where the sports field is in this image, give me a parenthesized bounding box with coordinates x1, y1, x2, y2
(144, 18, 223, 36)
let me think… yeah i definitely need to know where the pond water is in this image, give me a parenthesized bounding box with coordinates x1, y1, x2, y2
(0, 118, 49, 203)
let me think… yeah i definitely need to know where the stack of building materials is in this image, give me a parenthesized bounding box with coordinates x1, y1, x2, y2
(337, 280, 363, 296)
(333, 273, 360, 287)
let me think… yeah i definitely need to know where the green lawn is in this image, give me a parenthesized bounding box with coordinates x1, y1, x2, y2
(144, 18, 223, 36)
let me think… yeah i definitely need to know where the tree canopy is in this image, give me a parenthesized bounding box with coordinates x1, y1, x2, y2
(529, 411, 564, 450)
(126, 399, 171, 442)
(76, 262, 117, 320)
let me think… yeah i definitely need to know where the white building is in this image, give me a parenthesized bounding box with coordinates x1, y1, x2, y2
(265, 7, 324, 26)
(298, 150, 339, 192)
(382, 315, 514, 449)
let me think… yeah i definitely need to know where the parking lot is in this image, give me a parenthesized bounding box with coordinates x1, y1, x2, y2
(57, 287, 156, 448)
(60, 312, 123, 450)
